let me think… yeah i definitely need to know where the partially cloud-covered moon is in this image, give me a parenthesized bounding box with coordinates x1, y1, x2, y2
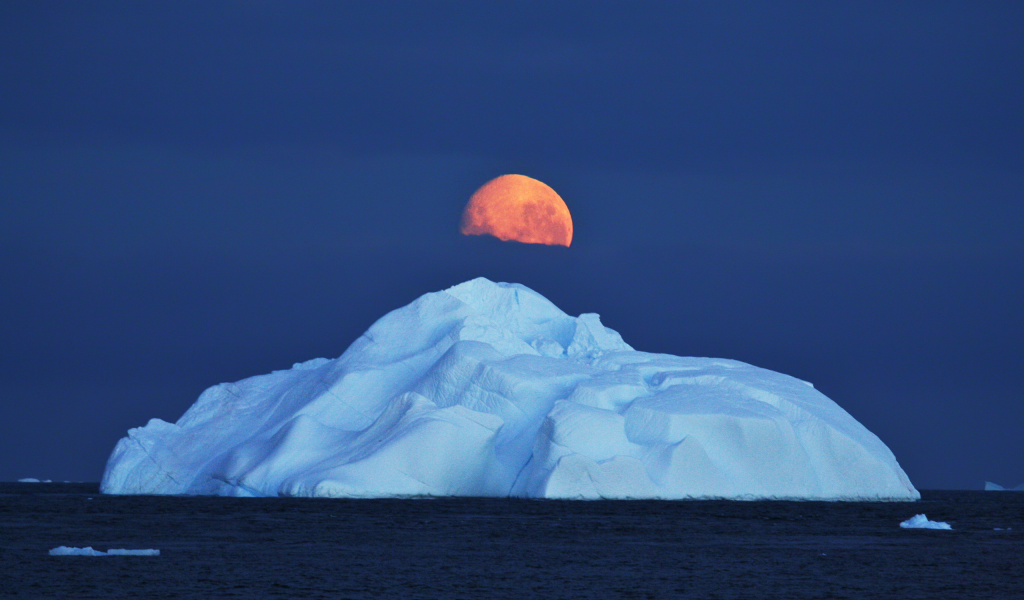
(460, 174, 573, 247)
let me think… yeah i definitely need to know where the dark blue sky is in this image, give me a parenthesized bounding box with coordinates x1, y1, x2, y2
(1, 2, 1022, 489)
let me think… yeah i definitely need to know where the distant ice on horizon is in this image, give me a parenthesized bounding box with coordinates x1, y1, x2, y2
(984, 481, 1024, 491)
(49, 547, 160, 556)
(101, 278, 919, 500)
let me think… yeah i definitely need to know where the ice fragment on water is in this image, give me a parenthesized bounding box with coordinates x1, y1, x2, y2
(49, 546, 160, 556)
(899, 514, 952, 530)
(49, 546, 105, 556)
(106, 548, 160, 556)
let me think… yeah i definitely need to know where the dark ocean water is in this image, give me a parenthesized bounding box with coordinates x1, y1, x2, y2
(1, 483, 1021, 599)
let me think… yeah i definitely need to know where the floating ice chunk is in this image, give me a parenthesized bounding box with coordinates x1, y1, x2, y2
(18, 478, 40, 483)
(49, 546, 160, 556)
(50, 546, 106, 556)
(106, 549, 160, 556)
(984, 481, 1024, 491)
(900, 514, 952, 530)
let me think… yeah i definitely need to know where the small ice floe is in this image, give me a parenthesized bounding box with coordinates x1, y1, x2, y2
(49, 546, 160, 556)
(18, 478, 51, 483)
(106, 549, 160, 556)
(984, 481, 1024, 491)
(900, 514, 952, 530)
(50, 547, 106, 556)
(993, 528, 1013, 531)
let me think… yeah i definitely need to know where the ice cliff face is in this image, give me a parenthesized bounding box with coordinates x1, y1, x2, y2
(101, 278, 919, 500)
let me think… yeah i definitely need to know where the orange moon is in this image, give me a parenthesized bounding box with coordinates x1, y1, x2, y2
(460, 174, 573, 247)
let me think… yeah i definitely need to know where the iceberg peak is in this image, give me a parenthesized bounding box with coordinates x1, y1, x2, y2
(441, 277, 631, 360)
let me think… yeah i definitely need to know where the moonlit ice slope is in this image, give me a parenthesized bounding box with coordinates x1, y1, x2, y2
(102, 278, 919, 500)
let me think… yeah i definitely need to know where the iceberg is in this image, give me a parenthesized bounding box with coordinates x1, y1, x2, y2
(101, 278, 919, 500)
(900, 515, 952, 530)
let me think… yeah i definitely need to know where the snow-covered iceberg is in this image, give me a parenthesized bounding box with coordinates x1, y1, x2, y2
(101, 278, 919, 500)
